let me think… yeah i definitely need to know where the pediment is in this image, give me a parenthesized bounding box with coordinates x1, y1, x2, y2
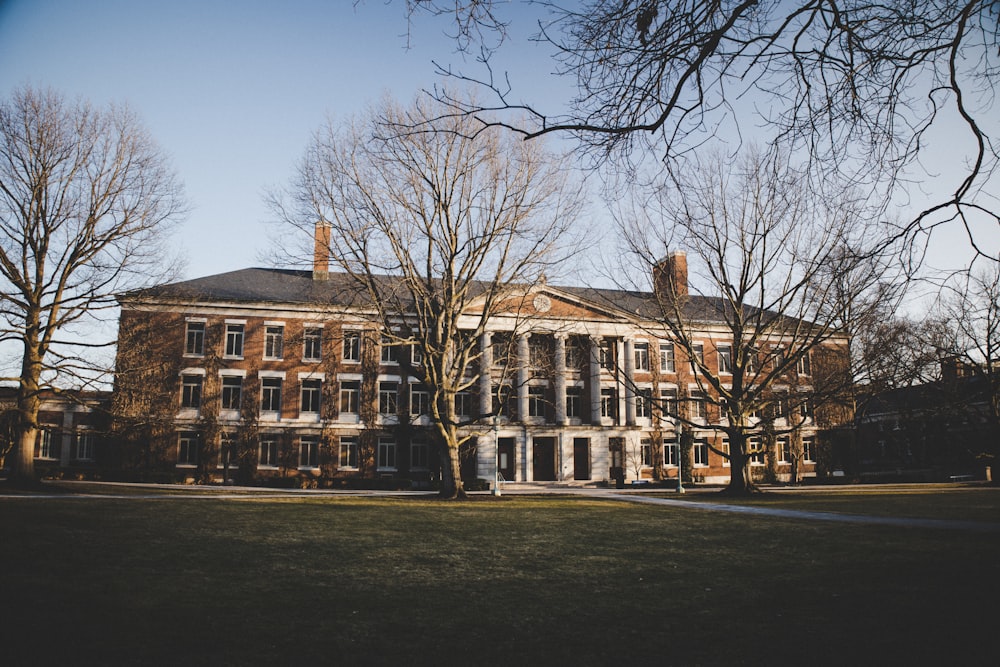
(468, 285, 632, 324)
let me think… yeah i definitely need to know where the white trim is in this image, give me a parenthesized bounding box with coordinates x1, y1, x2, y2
(258, 370, 287, 379)
(218, 369, 247, 377)
(224, 318, 248, 324)
(263, 320, 286, 327)
(298, 371, 326, 381)
(179, 367, 206, 376)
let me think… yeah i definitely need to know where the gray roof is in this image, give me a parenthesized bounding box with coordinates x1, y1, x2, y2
(121, 267, 772, 326)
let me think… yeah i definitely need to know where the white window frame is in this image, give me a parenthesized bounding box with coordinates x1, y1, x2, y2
(184, 319, 206, 357)
(717, 343, 733, 375)
(303, 326, 323, 362)
(659, 343, 675, 373)
(634, 342, 650, 372)
(299, 436, 320, 469)
(377, 437, 397, 471)
(409, 383, 431, 417)
(339, 436, 359, 470)
(37, 429, 55, 460)
(342, 331, 361, 363)
(259, 438, 279, 468)
(177, 432, 199, 467)
(300, 378, 322, 415)
(410, 439, 429, 470)
(260, 377, 283, 414)
(264, 323, 285, 360)
(73, 431, 97, 461)
(693, 438, 709, 467)
(224, 321, 245, 359)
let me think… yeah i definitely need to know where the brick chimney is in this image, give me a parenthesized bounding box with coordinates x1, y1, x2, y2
(313, 221, 332, 281)
(653, 251, 688, 301)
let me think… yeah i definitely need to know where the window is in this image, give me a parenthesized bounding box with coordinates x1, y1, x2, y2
(640, 438, 653, 467)
(221, 376, 242, 411)
(303, 327, 322, 361)
(566, 386, 582, 419)
(410, 344, 423, 365)
(494, 385, 515, 419)
(261, 377, 282, 413)
(721, 439, 731, 467)
(797, 352, 811, 376)
(380, 336, 400, 364)
(180, 374, 203, 409)
(178, 432, 199, 465)
(259, 438, 279, 467)
(299, 436, 320, 468)
(529, 337, 549, 368)
(634, 342, 650, 371)
(528, 386, 546, 418)
(224, 323, 244, 358)
(660, 387, 678, 417)
(300, 379, 322, 415)
(798, 397, 814, 419)
(600, 387, 616, 418)
(690, 391, 707, 420)
(379, 381, 398, 415)
(691, 342, 704, 367)
(340, 380, 360, 414)
(264, 325, 284, 359)
(377, 437, 396, 470)
(599, 339, 615, 370)
(659, 343, 675, 373)
(75, 432, 95, 461)
(185, 321, 205, 356)
(749, 437, 765, 465)
(635, 388, 652, 419)
(342, 331, 361, 362)
(717, 343, 733, 374)
(492, 333, 512, 367)
(410, 384, 431, 416)
(454, 391, 472, 418)
(411, 440, 429, 469)
(339, 436, 359, 469)
(663, 438, 678, 466)
(693, 438, 709, 467)
(37, 429, 54, 459)
(802, 437, 815, 462)
(565, 337, 586, 369)
(777, 437, 791, 464)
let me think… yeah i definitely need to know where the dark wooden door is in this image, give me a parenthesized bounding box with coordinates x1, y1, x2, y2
(573, 438, 590, 480)
(532, 437, 556, 481)
(497, 438, 515, 481)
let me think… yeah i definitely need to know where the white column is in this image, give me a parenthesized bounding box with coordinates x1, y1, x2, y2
(517, 332, 530, 421)
(480, 332, 492, 418)
(616, 338, 627, 425)
(589, 337, 602, 424)
(554, 334, 567, 425)
(623, 338, 636, 426)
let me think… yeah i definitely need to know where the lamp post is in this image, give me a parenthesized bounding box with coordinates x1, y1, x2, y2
(675, 418, 685, 494)
(492, 414, 501, 497)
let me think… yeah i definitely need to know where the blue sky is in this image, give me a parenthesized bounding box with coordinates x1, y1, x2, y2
(0, 0, 994, 286)
(0, 0, 570, 280)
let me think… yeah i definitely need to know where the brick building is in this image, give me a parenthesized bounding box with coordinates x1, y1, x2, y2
(113, 243, 846, 487)
(0, 387, 111, 475)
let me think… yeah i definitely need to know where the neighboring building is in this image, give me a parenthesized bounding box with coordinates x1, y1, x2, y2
(113, 234, 847, 486)
(855, 360, 997, 481)
(0, 387, 111, 475)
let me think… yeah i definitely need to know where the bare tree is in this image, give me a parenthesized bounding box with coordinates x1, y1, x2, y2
(271, 94, 582, 498)
(406, 0, 999, 264)
(933, 263, 1000, 479)
(617, 147, 893, 494)
(0, 86, 184, 483)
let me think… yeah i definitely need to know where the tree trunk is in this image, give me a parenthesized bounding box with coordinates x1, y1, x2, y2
(439, 442, 467, 499)
(12, 341, 43, 483)
(724, 431, 757, 496)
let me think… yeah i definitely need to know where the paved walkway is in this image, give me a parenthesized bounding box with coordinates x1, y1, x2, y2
(3, 480, 998, 533)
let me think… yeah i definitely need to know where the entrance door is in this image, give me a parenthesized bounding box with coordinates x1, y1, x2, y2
(497, 438, 515, 481)
(573, 438, 590, 480)
(532, 437, 557, 481)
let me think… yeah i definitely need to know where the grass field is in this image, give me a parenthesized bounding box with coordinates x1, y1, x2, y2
(1, 487, 998, 666)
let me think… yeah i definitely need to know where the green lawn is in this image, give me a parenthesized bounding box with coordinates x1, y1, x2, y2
(1, 492, 997, 666)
